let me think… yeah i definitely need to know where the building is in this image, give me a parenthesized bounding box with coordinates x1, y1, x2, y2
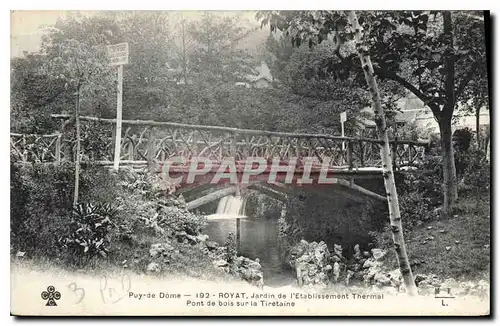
(360, 93, 490, 137)
(237, 61, 273, 89)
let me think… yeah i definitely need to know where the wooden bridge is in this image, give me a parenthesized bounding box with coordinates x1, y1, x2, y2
(10, 114, 430, 209)
(11, 114, 429, 173)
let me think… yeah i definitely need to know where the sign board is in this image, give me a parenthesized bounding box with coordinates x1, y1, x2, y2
(340, 111, 347, 123)
(107, 42, 129, 66)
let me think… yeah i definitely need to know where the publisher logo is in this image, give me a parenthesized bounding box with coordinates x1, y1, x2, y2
(41, 286, 61, 306)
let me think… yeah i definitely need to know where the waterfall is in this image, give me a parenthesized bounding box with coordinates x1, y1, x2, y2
(207, 195, 246, 220)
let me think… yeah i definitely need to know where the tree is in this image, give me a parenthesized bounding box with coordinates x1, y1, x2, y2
(347, 11, 417, 296)
(256, 10, 488, 216)
(41, 25, 114, 205)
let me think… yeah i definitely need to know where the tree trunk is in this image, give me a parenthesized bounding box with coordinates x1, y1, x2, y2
(476, 104, 481, 149)
(347, 11, 417, 296)
(73, 84, 81, 206)
(438, 117, 458, 216)
(439, 11, 459, 216)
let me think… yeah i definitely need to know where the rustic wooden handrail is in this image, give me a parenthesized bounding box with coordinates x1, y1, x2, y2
(50, 114, 430, 146)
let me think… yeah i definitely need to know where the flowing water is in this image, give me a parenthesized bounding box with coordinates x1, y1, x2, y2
(204, 195, 295, 287)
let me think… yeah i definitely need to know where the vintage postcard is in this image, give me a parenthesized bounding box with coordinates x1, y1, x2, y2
(10, 9, 491, 316)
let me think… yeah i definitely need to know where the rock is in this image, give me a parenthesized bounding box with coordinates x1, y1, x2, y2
(363, 258, 377, 269)
(146, 262, 161, 274)
(333, 244, 342, 257)
(371, 249, 386, 261)
(185, 234, 198, 245)
(363, 251, 371, 258)
(289, 239, 334, 288)
(455, 240, 461, 244)
(333, 262, 340, 282)
(205, 241, 219, 251)
(149, 243, 174, 258)
(175, 230, 188, 241)
(353, 244, 363, 260)
(346, 270, 354, 286)
(425, 236, 435, 241)
(16, 251, 25, 258)
(414, 274, 427, 286)
(213, 259, 228, 267)
(445, 246, 452, 251)
(197, 234, 209, 242)
(374, 273, 391, 287)
(439, 229, 447, 233)
(441, 278, 459, 289)
(427, 226, 433, 230)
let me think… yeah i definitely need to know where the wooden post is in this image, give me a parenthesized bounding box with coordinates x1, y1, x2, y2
(347, 141, 353, 170)
(347, 141, 354, 186)
(230, 131, 237, 158)
(113, 64, 124, 171)
(147, 127, 156, 171)
(359, 140, 365, 167)
(128, 138, 134, 161)
(55, 134, 61, 166)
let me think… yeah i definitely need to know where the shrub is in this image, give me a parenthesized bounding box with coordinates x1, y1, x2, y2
(453, 127, 473, 153)
(397, 156, 442, 229)
(60, 202, 117, 267)
(10, 161, 119, 261)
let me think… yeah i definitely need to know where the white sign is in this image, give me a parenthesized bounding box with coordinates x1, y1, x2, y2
(107, 42, 129, 66)
(340, 111, 347, 123)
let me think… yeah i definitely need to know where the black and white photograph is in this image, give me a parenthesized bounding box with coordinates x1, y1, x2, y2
(9, 8, 491, 316)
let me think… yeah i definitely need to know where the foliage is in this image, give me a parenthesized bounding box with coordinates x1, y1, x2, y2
(397, 156, 443, 229)
(224, 232, 238, 263)
(10, 162, 120, 260)
(60, 202, 117, 266)
(258, 10, 488, 214)
(453, 127, 473, 152)
(245, 192, 282, 220)
(372, 196, 490, 279)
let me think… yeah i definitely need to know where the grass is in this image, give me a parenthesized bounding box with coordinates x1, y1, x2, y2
(376, 196, 490, 281)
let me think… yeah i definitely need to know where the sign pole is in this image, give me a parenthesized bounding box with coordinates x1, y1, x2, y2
(113, 64, 123, 171)
(108, 42, 128, 171)
(340, 111, 347, 152)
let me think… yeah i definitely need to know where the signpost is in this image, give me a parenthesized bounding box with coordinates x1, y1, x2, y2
(340, 111, 347, 151)
(107, 42, 129, 171)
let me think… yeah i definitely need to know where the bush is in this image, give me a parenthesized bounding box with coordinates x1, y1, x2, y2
(10, 161, 120, 261)
(453, 127, 473, 153)
(397, 156, 442, 229)
(60, 202, 117, 267)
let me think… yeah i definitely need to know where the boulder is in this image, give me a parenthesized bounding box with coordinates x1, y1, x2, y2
(353, 244, 363, 261)
(185, 234, 198, 245)
(149, 243, 174, 258)
(374, 273, 391, 287)
(371, 248, 386, 261)
(333, 262, 340, 282)
(205, 241, 219, 251)
(197, 234, 209, 242)
(213, 259, 228, 267)
(362, 258, 377, 269)
(146, 262, 161, 274)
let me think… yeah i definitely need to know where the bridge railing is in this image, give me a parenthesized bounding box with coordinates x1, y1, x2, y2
(11, 114, 428, 170)
(10, 133, 62, 164)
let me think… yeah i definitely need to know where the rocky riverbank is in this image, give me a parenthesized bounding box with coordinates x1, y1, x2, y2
(287, 239, 489, 298)
(146, 229, 264, 288)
